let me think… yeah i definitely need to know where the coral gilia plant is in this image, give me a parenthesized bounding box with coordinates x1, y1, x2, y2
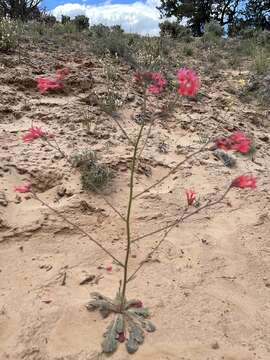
(16, 68, 257, 354)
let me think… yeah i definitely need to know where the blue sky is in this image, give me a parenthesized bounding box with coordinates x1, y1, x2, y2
(43, 0, 163, 35)
(42, 0, 135, 10)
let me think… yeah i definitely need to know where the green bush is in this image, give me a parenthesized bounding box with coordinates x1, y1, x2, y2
(61, 15, 71, 24)
(251, 48, 270, 74)
(204, 21, 224, 37)
(159, 20, 192, 41)
(70, 149, 112, 191)
(0, 18, 19, 52)
(257, 30, 270, 47)
(91, 29, 134, 63)
(239, 27, 257, 39)
(74, 15, 89, 31)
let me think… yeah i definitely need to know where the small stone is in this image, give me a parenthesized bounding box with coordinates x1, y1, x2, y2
(0, 192, 8, 207)
(211, 341, 220, 350)
(259, 135, 269, 143)
(57, 186, 66, 197)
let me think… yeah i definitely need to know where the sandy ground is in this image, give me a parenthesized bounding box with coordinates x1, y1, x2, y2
(0, 44, 270, 360)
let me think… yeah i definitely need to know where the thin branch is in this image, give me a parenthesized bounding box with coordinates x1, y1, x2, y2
(111, 112, 134, 146)
(133, 141, 211, 200)
(127, 206, 188, 282)
(131, 185, 232, 244)
(32, 191, 124, 267)
(136, 116, 155, 164)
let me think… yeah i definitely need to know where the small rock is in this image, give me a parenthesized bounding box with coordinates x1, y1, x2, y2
(259, 135, 269, 143)
(57, 186, 66, 197)
(211, 341, 220, 350)
(0, 192, 8, 207)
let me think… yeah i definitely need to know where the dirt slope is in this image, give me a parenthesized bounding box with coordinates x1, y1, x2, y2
(0, 43, 270, 360)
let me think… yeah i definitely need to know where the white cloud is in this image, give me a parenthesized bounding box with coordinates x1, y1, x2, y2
(52, 0, 163, 35)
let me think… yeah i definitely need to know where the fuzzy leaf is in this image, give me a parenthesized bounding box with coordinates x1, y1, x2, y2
(142, 320, 156, 333)
(128, 307, 150, 318)
(125, 336, 139, 354)
(128, 320, 144, 344)
(102, 320, 118, 353)
(115, 314, 124, 334)
(86, 299, 115, 315)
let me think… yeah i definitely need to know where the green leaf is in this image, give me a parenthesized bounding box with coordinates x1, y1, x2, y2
(102, 320, 118, 353)
(115, 314, 124, 334)
(128, 320, 144, 344)
(125, 336, 139, 354)
(142, 320, 156, 333)
(128, 307, 150, 318)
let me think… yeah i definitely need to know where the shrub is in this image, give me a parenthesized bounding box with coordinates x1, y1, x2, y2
(251, 48, 270, 74)
(91, 29, 134, 64)
(239, 27, 257, 39)
(0, 18, 19, 52)
(159, 20, 192, 40)
(204, 20, 224, 38)
(81, 163, 112, 191)
(71, 149, 112, 191)
(257, 30, 270, 47)
(61, 15, 71, 24)
(74, 15, 89, 31)
(0, 0, 41, 21)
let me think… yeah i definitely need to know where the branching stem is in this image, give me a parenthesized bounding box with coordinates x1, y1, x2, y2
(32, 191, 124, 267)
(132, 185, 232, 244)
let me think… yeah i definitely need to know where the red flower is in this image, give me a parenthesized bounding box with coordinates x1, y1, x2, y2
(106, 265, 112, 272)
(36, 77, 62, 93)
(134, 71, 167, 94)
(185, 190, 196, 206)
(231, 175, 257, 189)
(215, 131, 252, 154)
(14, 184, 31, 193)
(177, 68, 200, 97)
(56, 68, 70, 80)
(117, 332, 126, 343)
(147, 73, 167, 94)
(22, 127, 45, 142)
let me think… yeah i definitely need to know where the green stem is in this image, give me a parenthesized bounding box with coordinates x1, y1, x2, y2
(120, 89, 147, 310)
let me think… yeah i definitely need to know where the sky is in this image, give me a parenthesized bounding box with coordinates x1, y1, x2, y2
(42, 0, 164, 35)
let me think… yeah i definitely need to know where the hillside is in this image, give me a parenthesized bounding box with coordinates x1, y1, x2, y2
(0, 25, 270, 360)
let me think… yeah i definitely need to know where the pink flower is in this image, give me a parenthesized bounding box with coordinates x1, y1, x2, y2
(106, 265, 112, 272)
(36, 77, 62, 93)
(185, 190, 196, 206)
(134, 71, 167, 94)
(231, 175, 257, 189)
(230, 132, 251, 154)
(215, 131, 252, 154)
(56, 68, 70, 80)
(177, 68, 200, 97)
(22, 127, 45, 142)
(14, 184, 31, 193)
(147, 73, 167, 94)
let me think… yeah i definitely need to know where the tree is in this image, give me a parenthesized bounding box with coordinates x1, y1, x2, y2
(243, 0, 270, 30)
(61, 15, 71, 24)
(158, 0, 244, 36)
(0, 0, 41, 20)
(73, 14, 89, 31)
